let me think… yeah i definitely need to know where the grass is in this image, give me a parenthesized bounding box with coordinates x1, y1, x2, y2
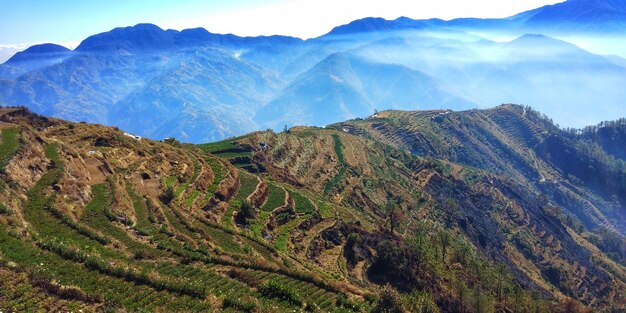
(0, 225, 211, 311)
(324, 133, 347, 195)
(185, 190, 200, 207)
(317, 200, 335, 219)
(81, 183, 163, 257)
(0, 127, 20, 170)
(163, 176, 176, 188)
(262, 183, 285, 212)
(250, 211, 272, 238)
(291, 190, 316, 215)
(198, 135, 251, 154)
(332, 133, 345, 164)
(274, 216, 307, 252)
(222, 171, 259, 229)
(126, 185, 158, 235)
(199, 157, 226, 207)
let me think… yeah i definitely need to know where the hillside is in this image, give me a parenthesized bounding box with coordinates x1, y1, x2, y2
(1, 106, 623, 311)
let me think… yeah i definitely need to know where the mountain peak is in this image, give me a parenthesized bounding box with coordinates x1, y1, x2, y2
(75, 23, 175, 52)
(5, 43, 71, 64)
(513, 0, 626, 31)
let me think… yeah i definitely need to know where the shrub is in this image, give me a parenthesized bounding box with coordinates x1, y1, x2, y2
(222, 296, 257, 312)
(236, 200, 256, 226)
(336, 294, 362, 311)
(404, 290, 440, 313)
(133, 249, 152, 260)
(371, 285, 404, 313)
(259, 279, 303, 307)
(0, 203, 10, 214)
(160, 186, 175, 205)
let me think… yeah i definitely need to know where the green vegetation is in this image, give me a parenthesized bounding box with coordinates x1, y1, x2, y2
(291, 190, 316, 214)
(198, 135, 252, 160)
(185, 190, 200, 207)
(223, 296, 257, 312)
(262, 183, 285, 211)
(127, 185, 157, 235)
(324, 133, 347, 194)
(259, 279, 303, 307)
(0, 127, 20, 170)
(2, 109, 623, 312)
(223, 171, 259, 229)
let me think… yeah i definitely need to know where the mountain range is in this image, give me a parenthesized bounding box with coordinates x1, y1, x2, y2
(1, 0, 626, 144)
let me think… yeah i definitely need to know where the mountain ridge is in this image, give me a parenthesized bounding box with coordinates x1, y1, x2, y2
(1, 0, 625, 143)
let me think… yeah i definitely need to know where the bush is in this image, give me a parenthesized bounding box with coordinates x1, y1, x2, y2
(236, 200, 256, 226)
(160, 186, 175, 205)
(0, 203, 10, 214)
(371, 285, 404, 313)
(222, 296, 257, 313)
(259, 279, 303, 307)
(404, 290, 440, 313)
(336, 294, 362, 311)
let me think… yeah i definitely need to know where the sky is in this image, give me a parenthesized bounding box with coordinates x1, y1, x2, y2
(0, 0, 565, 47)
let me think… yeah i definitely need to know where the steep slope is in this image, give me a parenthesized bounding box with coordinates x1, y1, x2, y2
(223, 106, 625, 311)
(0, 108, 369, 312)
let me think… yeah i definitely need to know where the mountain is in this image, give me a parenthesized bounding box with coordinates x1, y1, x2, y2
(1, 0, 625, 143)
(255, 52, 475, 129)
(324, 0, 626, 36)
(0, 106, 624, 311)
(0, 44, 72, 80)
(513, 0, 626, 32)
(5, 43, 71, 64)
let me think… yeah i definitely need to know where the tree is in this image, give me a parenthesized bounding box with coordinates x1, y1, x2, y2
(409, 221, 435, 273)
(437, 229, 452, 264)
(371, 285, 405, 313)
(160, 186, 175, 205)
(405, 289, 440, 313)
(237, 200, 256, 226)
(385, 195, 404, 235)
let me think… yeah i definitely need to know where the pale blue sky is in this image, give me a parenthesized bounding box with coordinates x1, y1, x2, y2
(0, 0, 563, 46)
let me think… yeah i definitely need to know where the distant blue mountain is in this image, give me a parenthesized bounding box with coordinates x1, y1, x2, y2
(321, 0, 626, 37)
(76, 23, 303, 53)
(255, 53, 474, 128)
(0, 44, 73, 79)
(6, 43, 71, 63)
(513, 0, 626, 32)
(1, 0, 625, 142)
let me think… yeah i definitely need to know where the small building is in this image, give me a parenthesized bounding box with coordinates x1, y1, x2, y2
(86, 150, 96, 156)
(123, 132, 141, 141)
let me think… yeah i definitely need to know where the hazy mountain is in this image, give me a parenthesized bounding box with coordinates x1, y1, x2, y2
(255, 52, 474, 128)
(513, 0, 626, 32)
(1, 0, 626, 142)
(0, 43, 72, 79)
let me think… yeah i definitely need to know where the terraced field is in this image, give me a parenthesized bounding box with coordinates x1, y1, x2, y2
(1, 107, 624, 312)
(0, 109, 369, 312)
